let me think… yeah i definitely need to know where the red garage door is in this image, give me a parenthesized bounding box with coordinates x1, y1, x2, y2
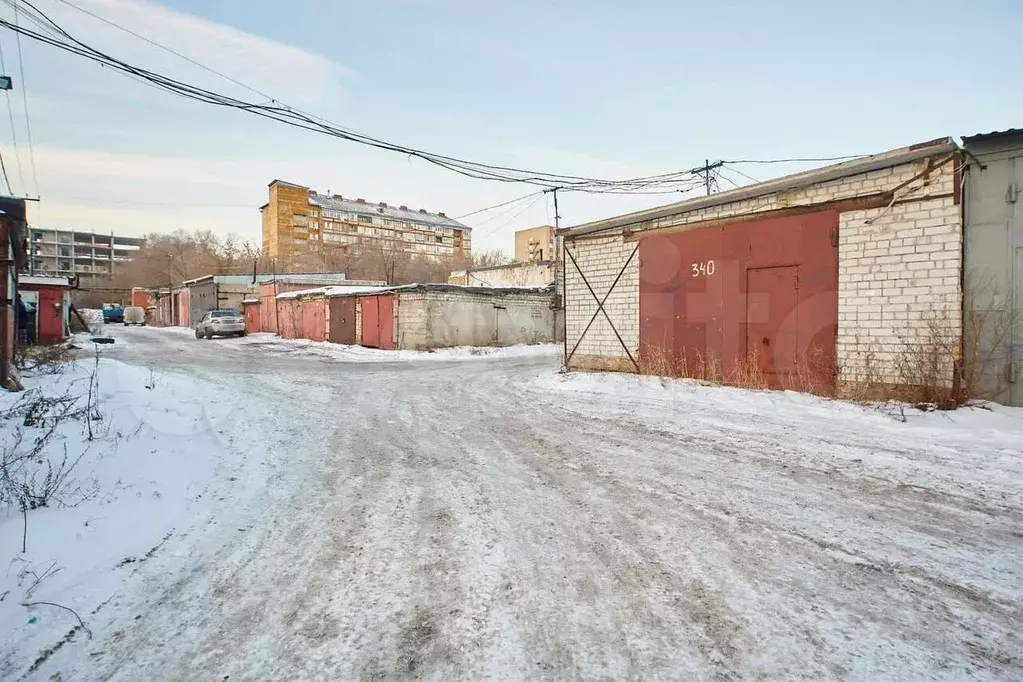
(37, 288, 64, 344)
(638, 210, 838, 392)
(301, 299, 325, 342)
(360, 296, 394, 350)
(329, 298, 356, 344)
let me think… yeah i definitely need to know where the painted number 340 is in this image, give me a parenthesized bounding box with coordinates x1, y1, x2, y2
(691, 260, 716, 277)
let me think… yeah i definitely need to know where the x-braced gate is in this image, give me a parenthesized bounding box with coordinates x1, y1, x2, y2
(564, 243, 640, 372)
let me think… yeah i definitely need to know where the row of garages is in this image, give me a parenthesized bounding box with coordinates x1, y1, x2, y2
(244, 283, 557, 350)
(558, 131, 1023, 405)
(141, 274, 558, 350)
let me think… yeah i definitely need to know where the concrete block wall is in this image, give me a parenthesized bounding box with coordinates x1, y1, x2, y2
(563, 234, 639, 371)
(396, 290, 554, 350)
(564, 156, 963, 389)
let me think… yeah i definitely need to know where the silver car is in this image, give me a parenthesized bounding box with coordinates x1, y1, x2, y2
(195, 310, 246, 339)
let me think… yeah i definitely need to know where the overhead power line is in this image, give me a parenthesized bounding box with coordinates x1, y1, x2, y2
(0, 146, 10, 193)
(713, 169, 742, 191)
(475, 193, 546, 238)
(10, 0, 37, 195)
(0, 1, 704, 195)
(452, 191, 542, 221)
(721, 164, 759, 184)
(0, 37, 25, 194)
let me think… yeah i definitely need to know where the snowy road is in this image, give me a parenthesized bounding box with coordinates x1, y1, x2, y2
(47, 326, 1023, 680)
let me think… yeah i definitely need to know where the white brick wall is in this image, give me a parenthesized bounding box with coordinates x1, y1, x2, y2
(837, 187, 961, 385)
(564, 156, 963, 387)
(564, 235, 639, 371)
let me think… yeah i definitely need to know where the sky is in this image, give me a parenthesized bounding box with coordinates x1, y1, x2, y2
(0, 0, 1020, 254)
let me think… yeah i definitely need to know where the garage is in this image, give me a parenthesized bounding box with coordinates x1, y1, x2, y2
(638, 210, 838, 391)
(360, 295, 394, 350)
(328, 297, 356, 344)
(561, 137, 965, 400)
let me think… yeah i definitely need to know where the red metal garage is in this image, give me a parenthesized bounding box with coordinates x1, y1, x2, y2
(243, 300, 260, 335)
(638, 210, 838, 391)
(300, 297, 326, 342)
(360, 295, 394, 350)
(328, 297, 356, 344)
(278, 299, 299, 339)
(18, 276, 71, 345)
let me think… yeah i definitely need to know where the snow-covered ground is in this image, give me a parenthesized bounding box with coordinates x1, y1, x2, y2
(150, 325, 560, 362)
(0, 344, 272, 678)
(0, 324, 1020, 680)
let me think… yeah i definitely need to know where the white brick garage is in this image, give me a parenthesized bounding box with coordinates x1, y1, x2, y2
(560, 138, 964, 398)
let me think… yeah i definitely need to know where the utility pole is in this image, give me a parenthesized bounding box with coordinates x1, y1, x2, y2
(690, 159, 724, 196)
(543, 187, 562, 229)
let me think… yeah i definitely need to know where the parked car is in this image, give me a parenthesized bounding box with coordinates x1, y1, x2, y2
(102, 304, 124, 324)
(123, 306, 147, 326)
(195, 310, 246, 339)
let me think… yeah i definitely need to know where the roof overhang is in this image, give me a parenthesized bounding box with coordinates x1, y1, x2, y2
(268, 179, 307, 189)
(19, 275, 71, 287)
(181, 274, 215, 286)
(560, 137, 958, 239)
(962, 128, 1023, 144)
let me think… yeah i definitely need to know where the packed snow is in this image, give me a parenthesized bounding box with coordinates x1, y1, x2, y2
(0, 324, 1020, 680)
(0, 345, 270, 678)
(148, 325, 560, 362)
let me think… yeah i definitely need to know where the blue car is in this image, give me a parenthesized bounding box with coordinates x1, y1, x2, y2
(102, 304, 124, 324)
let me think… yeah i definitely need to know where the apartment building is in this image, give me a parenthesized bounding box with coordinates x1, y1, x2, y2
(27, 227, 143, 284)
(514, 225, 556, 263)
(261, 180, 472, 263)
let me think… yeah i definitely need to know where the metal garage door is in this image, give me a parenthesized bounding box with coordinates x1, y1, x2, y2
(638, 210, 839, 391)
(301, 299, 325, 342)
(361, 296, 394, 350)
(746, 266, 799, 375)
(329, 298, 356, 344)
(964, 132, 1023, 406)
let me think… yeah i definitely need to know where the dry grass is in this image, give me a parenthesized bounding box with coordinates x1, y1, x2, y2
(14, 344, 76, 376)
(635, 288, 1016, 411)
(836, 302, 1011, 410)
(726, 350, 768, 390)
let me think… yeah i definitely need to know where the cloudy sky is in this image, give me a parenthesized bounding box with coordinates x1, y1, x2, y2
(1, 0, 1020, 253)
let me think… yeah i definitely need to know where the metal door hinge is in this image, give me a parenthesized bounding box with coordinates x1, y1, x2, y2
(831, 229, 839, 248)
(1007, 183, 1020, 204)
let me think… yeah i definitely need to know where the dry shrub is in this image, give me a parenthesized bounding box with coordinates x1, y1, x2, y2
(837, 303, 1006, 409)
(891, 314, 959, 408)
(959, 292, 1017, 402)
(15, 343, 75, 375)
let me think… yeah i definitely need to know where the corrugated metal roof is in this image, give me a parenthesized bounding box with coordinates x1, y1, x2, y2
(560, 137, 958, 238)
(308, 193, 471, 231)
(962, 128, 1023, 143)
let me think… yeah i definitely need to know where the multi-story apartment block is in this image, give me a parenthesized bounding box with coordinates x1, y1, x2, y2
(27, 228, 143, 284)
(261, 180, 472, 263)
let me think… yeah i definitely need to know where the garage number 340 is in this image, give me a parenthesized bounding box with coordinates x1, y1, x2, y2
(691, 260, 716, 277)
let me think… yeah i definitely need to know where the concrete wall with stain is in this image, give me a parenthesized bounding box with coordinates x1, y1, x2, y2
(395, 290, 554, 349)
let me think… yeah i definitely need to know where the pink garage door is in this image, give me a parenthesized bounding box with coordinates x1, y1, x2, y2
(360, 296, 394, 350)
